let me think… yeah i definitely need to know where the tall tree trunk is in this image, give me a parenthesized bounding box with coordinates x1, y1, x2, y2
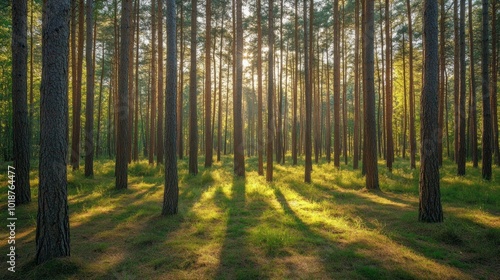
(342, 2, 348, 165)
(133, 0, 140, 162)
(333, 0, 340, 168)
(403, 32, 407, 159)
(217, 5, 225, 162)
(407, 0, 416, 169)
(157, 0, 164, 164)
(84, 0, 94, 177)
(468, 0, 478, 167)
(149, 0, 157, 164)
(363, 0, 379, 190)
(96, 42, 105, 159)
(37, 0, 71, 263)
(12, 0, 31, 204)
(482, 0, 492, 179)
(267, 0, 275, 181)
(325, 36, 331, 163)
(29, 0, 34, 156)
(234, 0, 245, 177)
(353, 0, 360, 169)
(205, 0, 213, 167)
(385, 0, 393, 171)
(304, 0, 312, 183)
(163, 0, 178, 215)
(419, 0, 443, 223)
(71, 0, 84, 170)
(116, 0, 132, 189)
(257, 0, 264, 173)
(276, 0, 284, 165)
(491, 0, 500, 166)
(454, 0, 459, 162)
(458, 0, 466, 175)
(177, 2, 184, 160)
(292, 0, 299, 165)
(189, 0, 198, 175)
(127, 0, 136, 163)
(438, 0, 445, 165)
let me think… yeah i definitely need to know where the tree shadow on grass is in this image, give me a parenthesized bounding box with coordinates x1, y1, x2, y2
(214, 176, 267, 280)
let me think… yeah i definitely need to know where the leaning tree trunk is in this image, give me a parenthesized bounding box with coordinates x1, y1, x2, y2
(36, 0, 71, 263)
(12, 0, 31, 204)
(419, 0, 443, 223)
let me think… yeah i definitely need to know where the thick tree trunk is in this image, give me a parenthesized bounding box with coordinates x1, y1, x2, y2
(482, 0, 492, 179)
(419, 0, 443, 223)
(12, 0, 31, 204)
(115, 0, 132, 189)
(363, 0, 379, 190)
(37, 0, 71, 263)
(84, 0, 94, 177)
(189, 0, 198, 175)
(163, 0, 178, 215)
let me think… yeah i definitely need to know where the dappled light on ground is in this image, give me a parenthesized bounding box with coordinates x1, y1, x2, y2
(0, 156, 498, 279)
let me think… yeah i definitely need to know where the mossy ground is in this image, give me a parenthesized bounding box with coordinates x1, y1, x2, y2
(0, 156, 499, 279)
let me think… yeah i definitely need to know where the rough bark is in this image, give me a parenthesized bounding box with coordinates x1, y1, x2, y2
(12, 0, 31, 204)
(353, 0, 360, 169)
(234, 0, 245, 177)
(482, 0, 492, 180)
(457, 0, 466, 175)
(363, 0, 379, 190)
(84, 0, 94, 177)
(438, 0, 445, 165)
(157, 0, 164, 164)
(163, 0, 178, 215)
(36, 0, 71, 263)
(189, 0, 198, 175)
(419, 0, 443, 223)
(115, 0, 132, 189)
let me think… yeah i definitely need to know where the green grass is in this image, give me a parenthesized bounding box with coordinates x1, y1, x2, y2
(0, 155, 499, 279)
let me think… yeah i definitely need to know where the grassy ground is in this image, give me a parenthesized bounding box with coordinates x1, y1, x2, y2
(0, 156, 499, 280)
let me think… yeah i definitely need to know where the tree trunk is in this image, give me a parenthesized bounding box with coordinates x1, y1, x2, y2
(482, 0, 492, 179)
(84, 0, 94, 177)
(467, 0, 478, 167)
(163, 0, 179, 215)
(37, 0, 71, 263)
(454, 0, 459, 162)
(491, 0, 500, 166)
(96, 42, 105, 159)
(292, 0, 298, 165)
(234, 0, 245, 177)
(363, 0, 379, 190)
(457, 0, 466, 175)
(267, 0, 275, 181)
(353, 0, 360, 169)
(385, 0, 393, 171)
(205, 0, 213, 167)
(157, 0, 164, 164)
(177, 2, 184, 160)
(133, 0, 140, 162)
(407, 0, 416, 169)
(333, 0, 341, 168)
(189, 0, 198, 175)
(217, 4, 224, 162)
(115, 0, 132, 189)
(12, 0, 31, 204)
(419, 0, 443, 223)
(438, 0, 445, 166)
(71, 0, 84, 170)
(149, 0, 157, 164)
(304, 0, 312, 183)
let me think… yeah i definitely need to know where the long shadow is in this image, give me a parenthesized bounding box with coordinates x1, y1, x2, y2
(214, 176, 267, 280)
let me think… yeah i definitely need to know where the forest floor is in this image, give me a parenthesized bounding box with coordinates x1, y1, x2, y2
(0, 156, 499, 280)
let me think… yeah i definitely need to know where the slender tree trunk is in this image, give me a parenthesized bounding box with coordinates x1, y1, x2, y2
(71, 0, 84, 170)
(458, 0, 466, 175)
(467, 0, 478, 167)
(37, 0, 71, 263)
(385, 0, 393, 171)
(454, 0, 459, 162)
(189, 0, 198, 175)
(133, 0, 140, 162)
(292, 0, 299, 165)
(116, 0, 132, 189)
(12, 0, 31, 204)
(177, 2, 184, 160)
(205, 0, 213, 167)
(84, 0, 94, 177)
(342, 2, 348, 165)
(257, 0, 264, 173)
(438, 0, 445, 166)
(491, 0, 500, 166)
(163, 0, 178, 215)
(482, 0, 492, 179)
(304, 0, 312, 183)
(333, 0, 340, 168)
(363, 0, 379, 190)
(96, 42, 105, 159)
(419, 0, 443, 223)
(234, 0, 245, 176)
(267, 0, 275, 181)
(353, 0, 360, 169)
(149, 0, 157, 164)
(325, 36, 331, 163)
(127, 0, 135, 163)
(403, 32, 407, 159)
(407, 0, 416, 169)
(29, 0, 34, 156)
(157, 0, 164, 164)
